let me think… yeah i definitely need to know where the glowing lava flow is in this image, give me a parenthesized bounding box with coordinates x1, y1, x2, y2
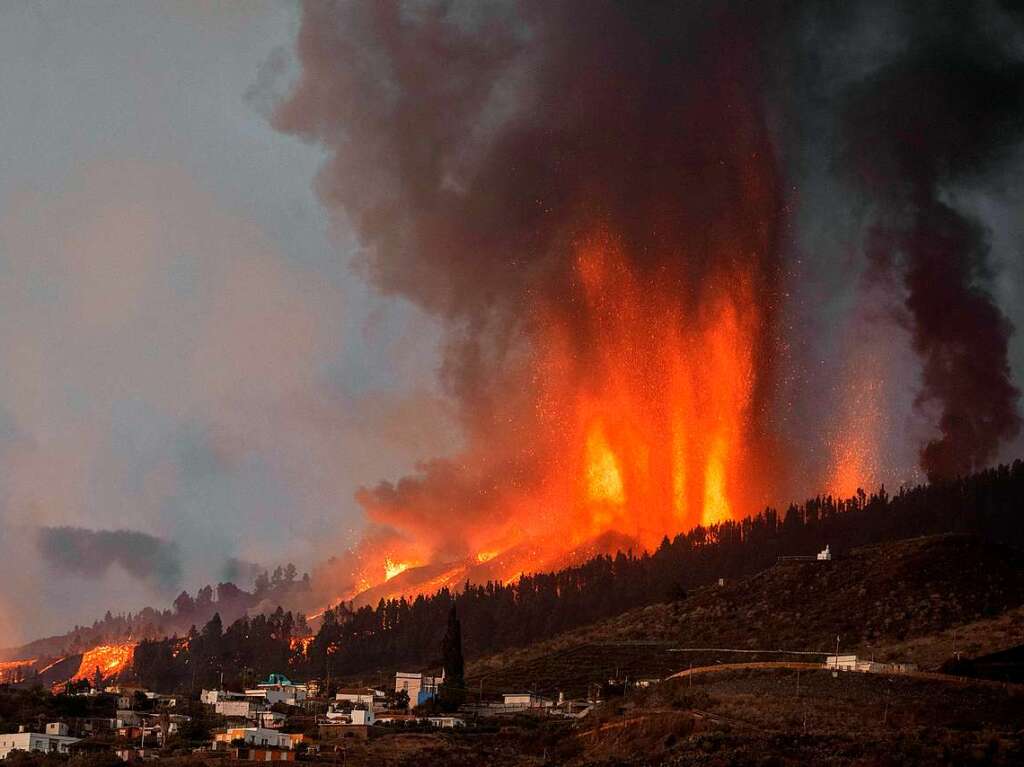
(71, 642, 136, 683)
(0, 658, 35, 683)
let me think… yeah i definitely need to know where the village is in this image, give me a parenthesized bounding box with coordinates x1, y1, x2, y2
(0, 652, 928, 764)
(3, 534, 1023, 766)
(0, 547, 946, 765)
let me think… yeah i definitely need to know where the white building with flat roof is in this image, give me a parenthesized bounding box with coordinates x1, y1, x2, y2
(215, 700, 265, 720)
(0, 726, 79, 759)
(825, 655, 858, 671)
(503, 693, 553, 708)
(394, 672, 441, 708)
(245, 683, 307, 706)
(212, 727, 301, 750)
(335, 687, 381, 707)
(201, 689, 247, 705)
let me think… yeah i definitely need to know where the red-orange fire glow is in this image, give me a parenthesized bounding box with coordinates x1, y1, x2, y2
(383, 558, 412, 581)
(0, 658, 36, 683)
(525, 232, 765, 552)
(330, 227, 777, 607)
(71, 642, 136, 683)
(0, 658, 35, 672)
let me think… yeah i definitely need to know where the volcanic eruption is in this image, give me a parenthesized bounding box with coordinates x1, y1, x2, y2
(273, 1, 787, 601)
(269, 0, 1024, 607)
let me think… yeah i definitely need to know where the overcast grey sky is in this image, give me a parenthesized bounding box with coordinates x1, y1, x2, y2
(0, 1, 454, 644)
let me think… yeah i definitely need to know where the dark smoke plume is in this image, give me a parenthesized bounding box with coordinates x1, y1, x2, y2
(36, 527, 182, 590)
(833, 3, 1024, 480)
(272, 0, 1024, 573)
(274, 1, 786, 560)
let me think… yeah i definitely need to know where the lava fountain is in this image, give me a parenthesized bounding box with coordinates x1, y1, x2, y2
(281, 3, 786, 608)
(531, 230, 765, 551)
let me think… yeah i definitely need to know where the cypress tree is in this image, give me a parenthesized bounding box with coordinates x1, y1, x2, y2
(439, 606, 465, 711)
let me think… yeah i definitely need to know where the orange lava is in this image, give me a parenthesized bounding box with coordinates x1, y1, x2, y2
(383, 558, 411, 581)
(0, 658, 35, 682)
(0, 658, 35, 671)
(71, 642, 135, 683)
(527, 231, 766, 552)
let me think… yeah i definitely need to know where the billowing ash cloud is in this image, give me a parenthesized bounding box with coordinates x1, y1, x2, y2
(828, 3, 1024, 480)
(36, 527, 182, 590)
(274, 1, 788, 575)
(268, 1, 1024, 596)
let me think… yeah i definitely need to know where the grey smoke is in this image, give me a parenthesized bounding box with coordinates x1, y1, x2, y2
(36, 527, 182, 591)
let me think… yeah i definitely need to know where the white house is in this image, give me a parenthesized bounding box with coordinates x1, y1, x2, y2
(349, 708, 374, 726)
(215, 700, 264, 720)
(245, 682, 307, 706)
(394, 672, 441, 708)
(201, 689, 247, 705)
(212, 727, 300, 750)
(817, 545, 832, 561)
(426, 716, 464, 728)
(0, 726, 79, 759)
(334, 687, 380, 707)
(825, 654, 858, 671)
(502, 693, 553, 708)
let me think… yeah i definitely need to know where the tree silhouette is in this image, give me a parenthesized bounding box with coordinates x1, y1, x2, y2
(438, 606, 465, 711)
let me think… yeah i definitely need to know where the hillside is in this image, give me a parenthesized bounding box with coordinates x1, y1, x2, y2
(133, 462, 1024, 692)
(573, 667, 1024, 766)
(466, 535, 1024, 696)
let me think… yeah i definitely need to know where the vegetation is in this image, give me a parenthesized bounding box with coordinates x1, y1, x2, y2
(467, 534, 1024, 696)
(3, 565, 311, 663)
(131, 460, 1024, 689)
(437, 607, 465, 711)
(0, 689, 115, 734)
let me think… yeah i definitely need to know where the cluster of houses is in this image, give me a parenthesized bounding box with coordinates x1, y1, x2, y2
(0, 667, 607, 762)
(0, 648, 931, 762)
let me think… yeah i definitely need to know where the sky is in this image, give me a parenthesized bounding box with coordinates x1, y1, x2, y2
(0, 0, 454, 644)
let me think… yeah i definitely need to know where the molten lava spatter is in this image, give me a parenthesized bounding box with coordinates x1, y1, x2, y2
(537, 232, 763, 548)
(383, 558, 411, 582)
(324, 229, 775, 611)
